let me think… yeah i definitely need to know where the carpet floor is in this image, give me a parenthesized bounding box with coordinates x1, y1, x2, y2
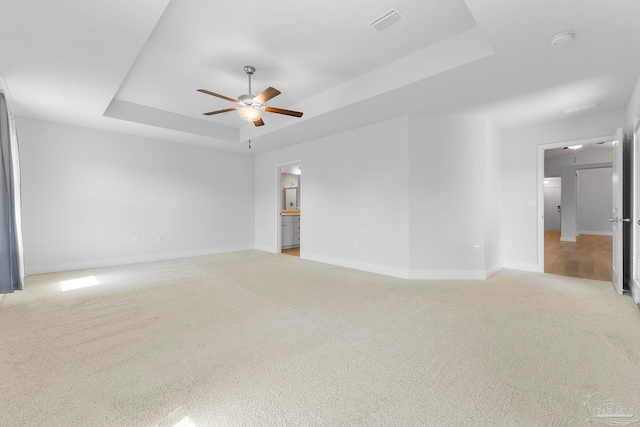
(1, 250, 639, 426)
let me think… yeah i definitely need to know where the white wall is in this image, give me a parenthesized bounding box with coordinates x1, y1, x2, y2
(18, 117, 255, 274)
(255, 114, 501, 279)
(255, 116, 411, 277)
(577, 168, 613, 235)
(408, 115, 500, 278)
(502, 111, 625, 271)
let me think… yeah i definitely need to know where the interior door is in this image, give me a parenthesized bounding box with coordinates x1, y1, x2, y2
(611, 128, 624, 294)
(544, 179, 561, 230)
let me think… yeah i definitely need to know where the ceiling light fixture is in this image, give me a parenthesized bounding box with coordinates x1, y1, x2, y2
(567, 145, 583, 150)
(238, 105, 262, 122)
(550, 30, 575, 46)
(237, 66, 263, 122)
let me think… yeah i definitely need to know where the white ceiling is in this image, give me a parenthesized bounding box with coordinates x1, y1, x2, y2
(2, 0, 640, 154)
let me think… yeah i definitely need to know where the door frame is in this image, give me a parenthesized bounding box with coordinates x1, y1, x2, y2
(536, 134, 615, 273)
(275, 159, 303, 253)
(632, 115, 640, 302)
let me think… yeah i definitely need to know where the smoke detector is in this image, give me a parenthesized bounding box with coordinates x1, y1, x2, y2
(550, 31, 575, 46)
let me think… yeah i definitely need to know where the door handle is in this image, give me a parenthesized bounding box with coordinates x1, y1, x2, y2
(609, 218, 619, 223)
(621, 218, 630, 222)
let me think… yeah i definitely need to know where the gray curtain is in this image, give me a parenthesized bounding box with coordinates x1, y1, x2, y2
(0, 93, 24, 293)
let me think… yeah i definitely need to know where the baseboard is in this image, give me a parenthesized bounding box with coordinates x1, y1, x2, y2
(578, 230, 613, 236)
(560, 237, 577, 242)
(485, 263, 503, 279)
(631, 278, 640, 304)
(254, 244, 276, 253)
(301, 252, 493, 280)
(502, 262, 539, 272)
(26, 245, 254, 276)
(408, 269, 487, 280)
(303, 253, 411, 279)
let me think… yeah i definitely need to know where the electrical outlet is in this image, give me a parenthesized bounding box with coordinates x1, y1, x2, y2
(354, 241, 358, 247)
(158, 235, 164, 242)
(474, 245, 480, 254)
(133, 236, 140, 244)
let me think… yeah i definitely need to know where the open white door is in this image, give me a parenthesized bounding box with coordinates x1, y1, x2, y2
(611, 128, 624, 294)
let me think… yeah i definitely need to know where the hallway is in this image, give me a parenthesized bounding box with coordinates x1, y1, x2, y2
(544, 230, 612, 281)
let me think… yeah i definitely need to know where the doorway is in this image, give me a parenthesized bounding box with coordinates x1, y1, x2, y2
(278, 161, 302, 257)
(538, 138, 614, 281)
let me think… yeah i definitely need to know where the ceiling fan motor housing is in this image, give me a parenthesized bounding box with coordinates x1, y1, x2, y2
(238, 94, 265, 111)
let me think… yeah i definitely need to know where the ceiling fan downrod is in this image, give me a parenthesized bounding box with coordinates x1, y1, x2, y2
(244, 65, 255, 95)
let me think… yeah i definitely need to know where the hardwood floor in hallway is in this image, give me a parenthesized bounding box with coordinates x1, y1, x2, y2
(281, 247, 300, 257)
(544, 230, 612, 281)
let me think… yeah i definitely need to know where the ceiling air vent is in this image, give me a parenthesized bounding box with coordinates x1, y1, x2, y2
(368, 7, 405, 33)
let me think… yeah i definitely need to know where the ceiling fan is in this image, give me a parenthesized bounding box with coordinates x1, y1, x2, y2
(198, 65, 303, 127)
(562, 141, 608, 150)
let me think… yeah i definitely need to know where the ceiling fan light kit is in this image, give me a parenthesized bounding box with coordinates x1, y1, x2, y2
(198, 65, 303, 128)
(238, 106, 262, 122)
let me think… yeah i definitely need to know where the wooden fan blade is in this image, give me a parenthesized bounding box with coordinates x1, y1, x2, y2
(254, 87, 281, 104)
(264, 106, 303, 118)
(253, 118, 265, 127)
(203, 108, 237, 116)
(197, 89, 238, 103)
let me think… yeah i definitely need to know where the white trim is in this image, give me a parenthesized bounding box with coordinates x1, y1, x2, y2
(409, 270, 487, 280)
(26, 245, 254, 276)
(631, 278, 639, 304)
(502, 262, 539, 272)
(537, 134, 615, 273)
(485, 263, 503, 279)
(302, 252, 495, 280)
(560, 237, 577, 242)
(629, 117, 640, 303)
(578, 230, 613, 236)
(254, 244, 276, 253)
(304, 252, 411, 279)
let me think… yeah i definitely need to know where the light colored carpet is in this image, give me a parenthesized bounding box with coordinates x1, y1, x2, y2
(1, 250, 639, 426)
